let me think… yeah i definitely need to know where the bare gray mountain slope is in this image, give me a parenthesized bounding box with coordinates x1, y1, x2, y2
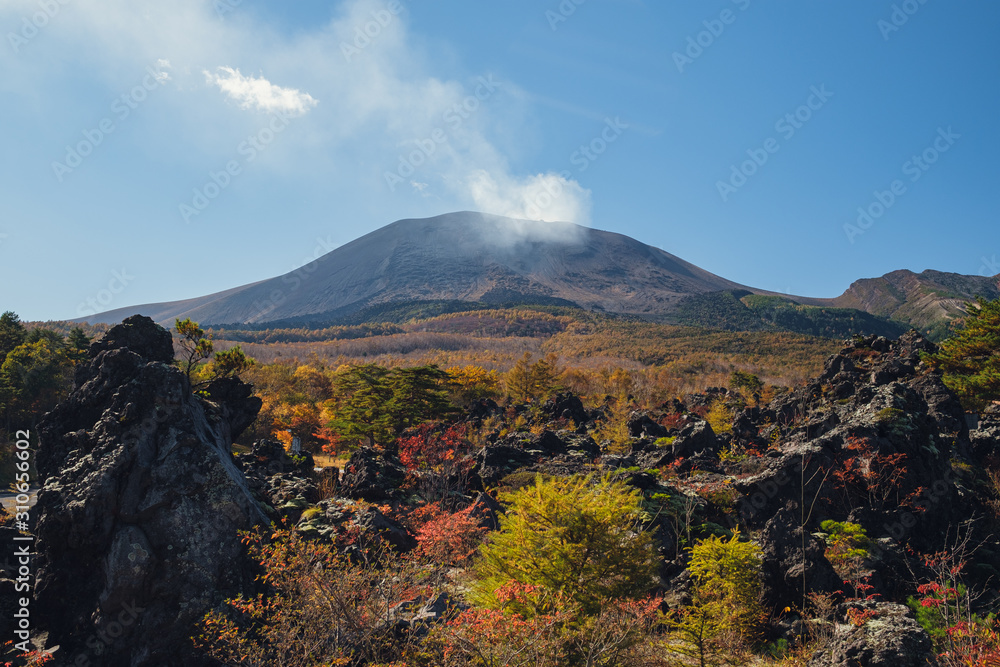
(79, 212, 769, 325)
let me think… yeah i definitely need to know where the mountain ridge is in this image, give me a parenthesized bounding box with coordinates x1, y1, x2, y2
(75, 211, 998, 339)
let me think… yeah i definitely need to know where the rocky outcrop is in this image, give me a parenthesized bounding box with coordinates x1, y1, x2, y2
(33, 315, 266, 667)
(475, 444, 537, 487)
(758, 504, 840, 612)
(238, 438, 320, 521)
(627, 411, 668, 439)
(732, 332, 974, 543)
(808, 603, 935, 667)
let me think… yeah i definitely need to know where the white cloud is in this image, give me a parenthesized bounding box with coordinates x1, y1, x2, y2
(465, 170, 592, 225)
(204, 66, 318, 116)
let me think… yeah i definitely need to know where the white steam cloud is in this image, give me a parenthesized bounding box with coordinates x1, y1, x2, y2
(466, 170, 592, 225)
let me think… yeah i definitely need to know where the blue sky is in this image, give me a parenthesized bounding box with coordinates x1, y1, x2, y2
(1, 0, 997, 321)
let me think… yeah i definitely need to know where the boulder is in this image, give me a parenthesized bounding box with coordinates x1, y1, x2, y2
(627, 411, 668, 439)
(297, 499, 416, 552)
(340, 447, 406, 502)
(528, 430, 567, 455)
(542, 393, 590, 425)
(672, 420, 718, 459)
(237, 438, 316, 478)
(970, 404, 1000, 459)
(758, 504, 840, 612)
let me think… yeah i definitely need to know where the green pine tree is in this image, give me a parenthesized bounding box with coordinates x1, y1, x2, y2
(329, 364, 394, 447)
(0, 311, 27, 366)
(923, 297, 1000, 412)
(67, 327, 91, 362)
(384, 365, 453, 435)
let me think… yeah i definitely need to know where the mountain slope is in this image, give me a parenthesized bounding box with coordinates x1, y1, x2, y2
(75, 211, 997, 340)
(830, 269, 1000, 339)
(79, 212, 763, 326)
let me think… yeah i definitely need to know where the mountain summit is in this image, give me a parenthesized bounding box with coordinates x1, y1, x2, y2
(82, 212, 763, 325)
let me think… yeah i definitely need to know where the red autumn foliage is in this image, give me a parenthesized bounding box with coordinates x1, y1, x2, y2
(658, 412, 686, 430)
(832, 435, 908, 506)
(415, 504, 486, 566)
(398, 423, 470, 471)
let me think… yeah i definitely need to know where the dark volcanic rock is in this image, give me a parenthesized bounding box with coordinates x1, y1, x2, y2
(237, 439, 319, 522)
(475, 445, 536, 487)
(528, 430, 567, 455)
(758, 504, 840, 612)
(560, 432, 601, 457)
(87, 314, 175, 365)
(340, 447, 406, 502)
(970, 404, 1000, 459)
(297, 498, 416, 552)
(542, 393, 590, 425)
(352, 505, 418, 552)
(808, 603, 934, 667)
(237, 438, 316, 478)
(33, 317, 267, 667)
(627, 411, 669, 439)
(200, 375, 264, 437)
(672, 420, 718, 459)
